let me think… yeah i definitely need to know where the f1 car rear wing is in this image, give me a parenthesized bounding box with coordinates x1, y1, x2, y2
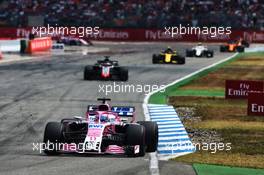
(97, 59, 118, 65)
(111, 106, 135, 117)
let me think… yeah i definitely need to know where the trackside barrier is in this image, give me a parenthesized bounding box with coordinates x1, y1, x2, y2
(1, 28, 264, 43)
(26, 37, 52, 54)
(245, 46, 264, 53)
(0, 39, 21, 52)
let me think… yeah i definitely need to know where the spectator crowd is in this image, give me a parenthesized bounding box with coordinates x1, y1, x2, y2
(0, 0, 263, 30)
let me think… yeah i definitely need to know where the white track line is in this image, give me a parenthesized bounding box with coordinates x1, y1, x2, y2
(143, 103, 160, 175)
(158, 128, 185, 132)
(149, 112, 177, 115)
(151, 117, 178, 121)
(156, 121, 182, 124)
(158, 124, 184, 128)
(158, 131, 187, 136)
(158, 135, 189, 140)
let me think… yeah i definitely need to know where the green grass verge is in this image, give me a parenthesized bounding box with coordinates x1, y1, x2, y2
(193, 163, 264, 175)
(171, 89, 224, 97)
(149, 52, 264, 104)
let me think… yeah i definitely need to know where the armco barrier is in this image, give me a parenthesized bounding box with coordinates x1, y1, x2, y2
(26, 37, 52, 53)
(0, 28, 263, 43)
(245, 46, 264, 52)
(0, 39, 20, 52)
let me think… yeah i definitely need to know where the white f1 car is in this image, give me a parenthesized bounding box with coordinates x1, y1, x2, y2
(186, 43, 214, 58)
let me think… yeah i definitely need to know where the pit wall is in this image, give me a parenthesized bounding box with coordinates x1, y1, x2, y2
(0, 37, 52, 53)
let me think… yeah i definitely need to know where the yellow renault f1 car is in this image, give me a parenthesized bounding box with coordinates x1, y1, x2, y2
(152, 47, 185, 64)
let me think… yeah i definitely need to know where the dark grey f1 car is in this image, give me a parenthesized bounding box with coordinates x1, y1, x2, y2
(84, 57, 128, 81)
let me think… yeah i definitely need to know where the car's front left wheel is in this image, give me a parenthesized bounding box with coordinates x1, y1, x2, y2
(125, 124, 146, 157)
(43, 122, 63, 155)
(137, 121, 158, 152)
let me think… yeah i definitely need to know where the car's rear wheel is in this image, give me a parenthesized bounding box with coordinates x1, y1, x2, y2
(236, 46, 245, 52)
(178, 56, 186, 64)
(186, 50, 194, 57)
(125, 124, 145, 157)
(242, 40, 250, 48)
(43, 122, 63, 155)
(206, 50, 214, 58)
(152, 54, 158, 64)
(220, 45, 227, 52)
(69, 40, 77, 46)
(84, 66, 93, 80)
(119, 68, 128, 81)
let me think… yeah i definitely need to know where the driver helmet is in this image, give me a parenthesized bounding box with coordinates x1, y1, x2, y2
(198, 42, 202, 46)
(89, 114, 97, 122)
(100, 114, 108, 122)
(108, 114, 116, 123)
(165, 46, 173, 53)
(104, 56, 110, 62)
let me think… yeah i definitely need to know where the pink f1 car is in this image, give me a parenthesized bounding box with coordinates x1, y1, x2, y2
(43, 98, 158, 157)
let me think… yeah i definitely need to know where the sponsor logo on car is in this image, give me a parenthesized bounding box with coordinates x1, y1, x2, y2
(88, 124, 104, 129)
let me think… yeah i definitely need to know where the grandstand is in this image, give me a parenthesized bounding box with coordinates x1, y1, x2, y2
(0, 0, 263, 29)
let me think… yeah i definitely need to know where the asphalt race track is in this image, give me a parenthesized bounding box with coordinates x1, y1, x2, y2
(0, 42, 233, 175)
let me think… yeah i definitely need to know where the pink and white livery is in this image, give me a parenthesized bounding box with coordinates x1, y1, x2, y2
(43, 98, 158, 157)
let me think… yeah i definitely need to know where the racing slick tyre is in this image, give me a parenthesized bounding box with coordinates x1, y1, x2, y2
(119, 68, 128, 81)
(178, 56, 186, 64)
(84, 66, 93, 80)
(242, 40, 250, 48)
(206, 50, 214, 58)
(137, 121, 158, 152)
(69, 40, 81, 46)
(186, 50, 195, 57)
(236, 46, 245, 52)
(125, 124, 146, 157)
(43, 122, 63, 155)
(152, 54, 159, 64)
(220, 45, 227, 52)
